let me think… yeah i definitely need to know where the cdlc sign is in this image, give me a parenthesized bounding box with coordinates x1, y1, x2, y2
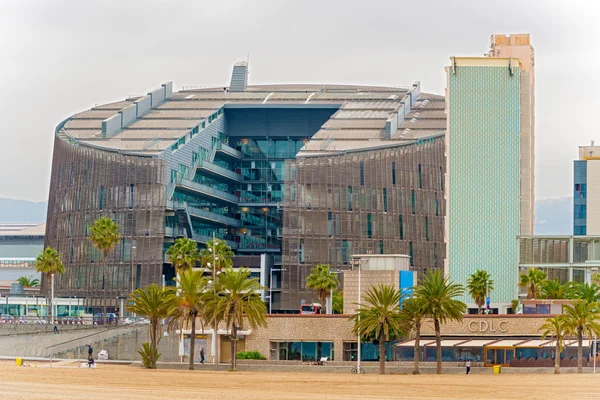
(468, 320, 509, 333)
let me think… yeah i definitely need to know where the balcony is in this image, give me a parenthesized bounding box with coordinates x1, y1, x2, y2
(195, 159, 242, 183)
(176, 178, 239, 205)
(215, 142, 243, 159)
(192, 233, 238, 250)
(188, 206, 241, 228)
(238, 237, 281, 252)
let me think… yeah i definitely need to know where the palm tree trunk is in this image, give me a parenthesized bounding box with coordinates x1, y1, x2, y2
(231, 325, 237, 371)
(413, 323, 420, 374)
(478, 303, 482, 314)
(555, 341, 560, 374)
(379, 330, 386, 375)
(578, 328, 583, 374)
(435, 318, 442, 374)
(151, 320, 158, 369)
(189, 315, 196, 370)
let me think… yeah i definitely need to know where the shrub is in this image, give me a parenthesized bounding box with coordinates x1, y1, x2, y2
(138, 342, 161, 368)
(236, 350, 266, 360)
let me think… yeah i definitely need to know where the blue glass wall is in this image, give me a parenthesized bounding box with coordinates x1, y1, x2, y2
(574, 160, 587, 235)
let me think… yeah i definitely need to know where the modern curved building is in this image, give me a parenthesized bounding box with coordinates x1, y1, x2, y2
(45, 63, 446, 312)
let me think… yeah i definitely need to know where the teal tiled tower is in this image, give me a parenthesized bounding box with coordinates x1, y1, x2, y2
(446, 58, 522, 305)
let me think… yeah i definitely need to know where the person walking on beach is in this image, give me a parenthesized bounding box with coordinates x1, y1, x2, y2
(53, 325, 59, 334)
(200, 346, 205, 364)
(466, 359, 471, 374)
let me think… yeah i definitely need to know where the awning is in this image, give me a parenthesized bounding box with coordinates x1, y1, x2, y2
(515, 339, 553, 348)
(424, 340, 470, 347)
(454, 339, 498, 347)
(395, 340, 436, 347)
(486, 340, 524, 348)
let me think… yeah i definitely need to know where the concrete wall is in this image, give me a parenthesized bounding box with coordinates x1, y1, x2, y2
(343, 270, 400, 314)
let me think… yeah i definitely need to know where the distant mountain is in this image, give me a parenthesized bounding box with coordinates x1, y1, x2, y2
(534, 197, 572, 235)
(0, 196, 574, 234)
(0, 198, 47, 223)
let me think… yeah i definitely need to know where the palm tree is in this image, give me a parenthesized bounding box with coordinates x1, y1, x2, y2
(88, 217, 121, 314)
(539, 316, 571, 374)
(332, 291, 344, 314)
(466, 270, 493, 314)
(562, 300, 600, 373)
(519, 269, 547, 299)
(414, 270, 466, 374)
(400, 297, 426, 374)
(542, 279, 569, 299)
(305, 264, 339, 314)
(205, 268, 267, 371)
(571, 283, 600, 303)
(166, 237, 199, 271)
(34, 247, 65, 321)
(199, 238, 234, 273)
(168, 268, 209, 370)
(350, 284, 403, 375)
(17, 276, 40, 287)
(127, 284, 175, 369)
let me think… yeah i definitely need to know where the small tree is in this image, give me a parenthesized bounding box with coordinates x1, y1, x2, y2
(127, 284, 175, 369)
(414, 270, 466, 374)
(17, 276, 40, 287)
(205, 268, 267, 371)
(199, 239, 234, 273)
(571, 283, 600, 303)
(168, 268, 209, 370)
(519, 269, 547, 299)
(332, 291, 344, 314)
(466, 270, 493, 314)
(562, 300, 600, 373)
(34, 247, 65, 320)
(539, 316, 571, 374)
(542, 279, 570, 300)
(350, 284, 404, 375)
(88, 217, 121, 314)
(305, 264, 339, 314)
(400, 297, 426, 374)
(166, 237, 199, 272)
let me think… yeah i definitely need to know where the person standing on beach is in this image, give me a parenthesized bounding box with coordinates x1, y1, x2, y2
(466, 359, 471, 374)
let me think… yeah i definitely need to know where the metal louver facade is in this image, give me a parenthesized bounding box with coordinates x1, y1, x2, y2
(44, 137, 167, 308)
(279, 136, 446, 310)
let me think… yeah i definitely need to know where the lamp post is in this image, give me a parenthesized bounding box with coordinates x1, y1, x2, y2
(209, 232, 220, 368)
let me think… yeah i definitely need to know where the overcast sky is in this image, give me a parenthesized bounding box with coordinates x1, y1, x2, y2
(0, 0, 598, 202)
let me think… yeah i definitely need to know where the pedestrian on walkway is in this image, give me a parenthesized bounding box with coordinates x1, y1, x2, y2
(53, 325, 59, 334)
(200, 346, 205, 364)
(466, 359, 471, 374)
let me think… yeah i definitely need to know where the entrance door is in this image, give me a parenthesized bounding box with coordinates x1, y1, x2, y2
(484, 347, 514, 367)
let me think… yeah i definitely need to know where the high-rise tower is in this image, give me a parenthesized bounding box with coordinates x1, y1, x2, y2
(445, 34, 535, 308)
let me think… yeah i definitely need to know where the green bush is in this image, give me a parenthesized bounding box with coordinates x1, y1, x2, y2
(138, 342, 161, 368)
(236, 350, 266, 360)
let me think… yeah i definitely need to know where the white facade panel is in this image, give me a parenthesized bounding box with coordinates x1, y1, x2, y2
(586, 161, 600, 234)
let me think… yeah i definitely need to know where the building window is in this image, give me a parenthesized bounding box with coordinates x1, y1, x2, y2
(392, 162, 396, 185)
(272, 342, 334, 362)
(409, 242, 414, 266)
(439, 167, 444, 191)
(379, 240, 384, 254)
(399, 216, 404, 240)
(425, 217, 429, 241)
(367, 213, 372, 238)
(359, 161, 365, 186)
(129, 184, 135, 209)
(383, 188, 388, 212)
(411, 190, 416, 214)
(171, 143, 178, 153)
(99, 186, 105, 210)
(434, 243, 438, 267)
(418, 164, 423, 189)
(299, 239, 305, 264)
(575, 205, 587, 219)
(435, 198, 439, 216)
(170, 169, 178, 183)
(347, 186, 353, 211)
(328, 212, 333, 237)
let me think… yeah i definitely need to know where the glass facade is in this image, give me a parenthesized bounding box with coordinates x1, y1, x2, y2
(271, 341, 334, 361)
(574, 160, 587, 235)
